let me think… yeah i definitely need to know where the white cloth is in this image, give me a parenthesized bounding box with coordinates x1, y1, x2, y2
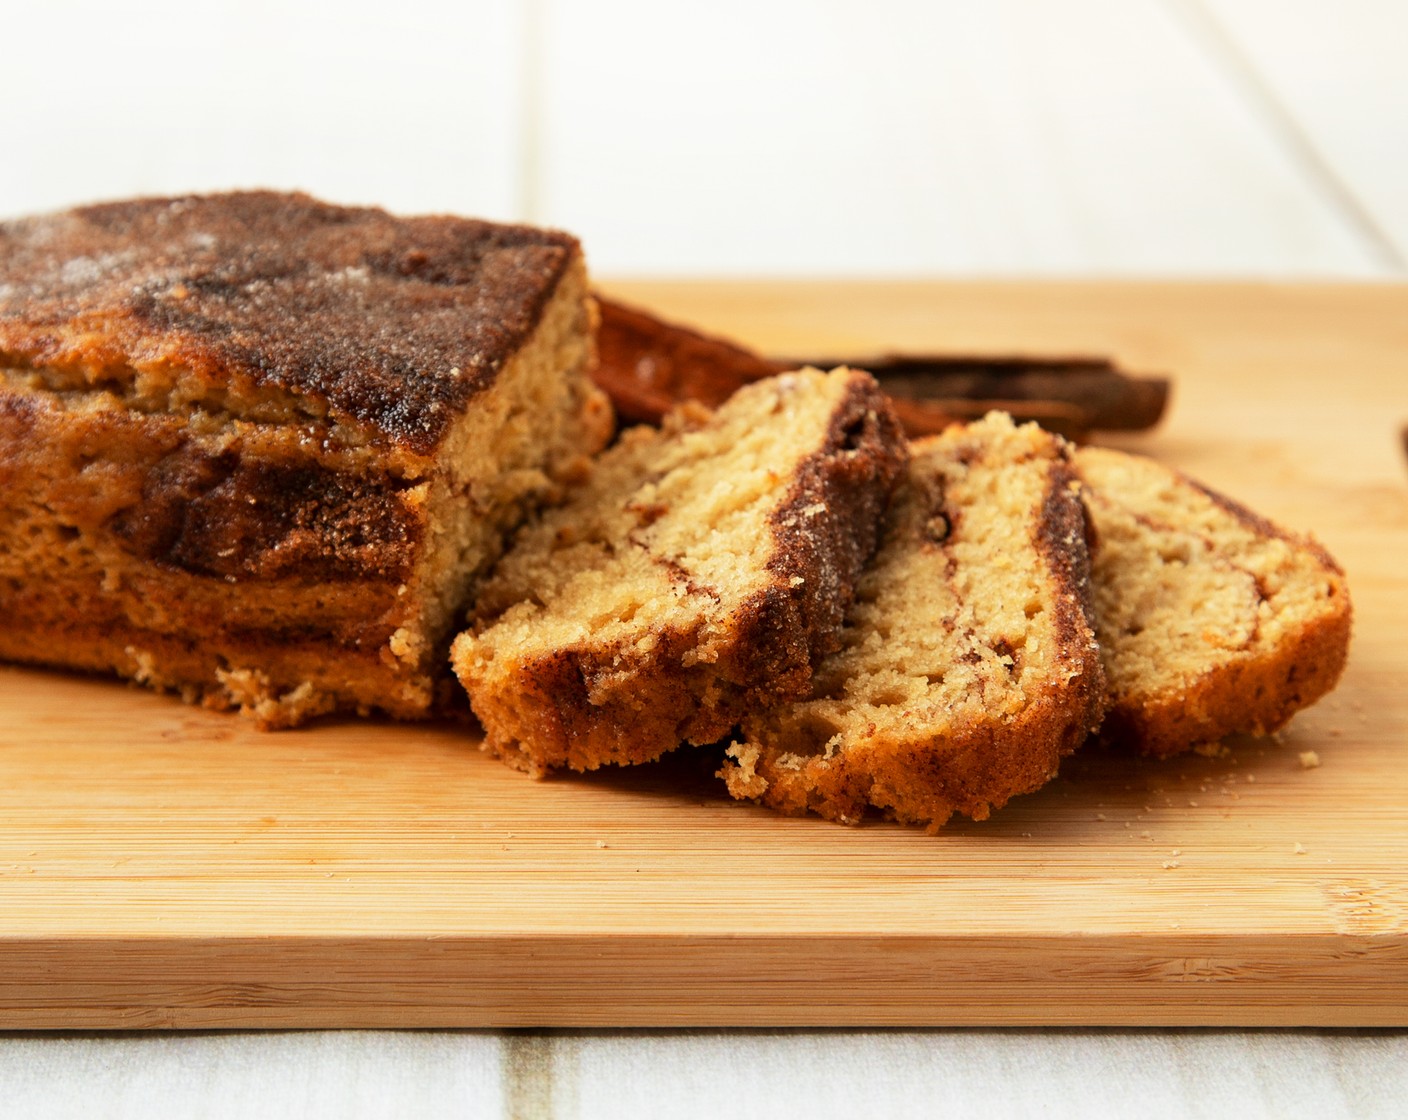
(3, 1030, 1405, 1119)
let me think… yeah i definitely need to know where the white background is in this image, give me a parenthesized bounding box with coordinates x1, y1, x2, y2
(3, 0, 1405, 277)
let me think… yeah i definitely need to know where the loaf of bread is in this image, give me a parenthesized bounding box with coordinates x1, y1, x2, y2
(0, 191, 611, 726)
(721, 413, 1107, 828)
(1076, 446, 1352, 756)
(451, 367, 908, 775)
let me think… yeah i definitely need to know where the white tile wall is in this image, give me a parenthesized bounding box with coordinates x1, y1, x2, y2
(1, 0, 1404, 276)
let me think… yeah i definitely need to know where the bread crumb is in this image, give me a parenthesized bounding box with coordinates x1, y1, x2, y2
(1162, 860, 1180, 869)
(1294, 842, 1308, 855)
(388, 627, 418, 663)
(1244, 773, 1256, 783)
(1299, 750, 1321, 769)
(595, 840, 608, 849)
(1171, 848, 1182, 857)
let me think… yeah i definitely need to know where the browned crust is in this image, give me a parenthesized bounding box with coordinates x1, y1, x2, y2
(728, 688, 1096, 830)
(468, 625, 747, 774)
(1098, 601, 1352, 757)
(724, 447, 1105, 829)
(0, 616, 434, 726)
(456, 372, 909, 774)
(1093, 466, 1352, 757)
(0, 191, 577, 455)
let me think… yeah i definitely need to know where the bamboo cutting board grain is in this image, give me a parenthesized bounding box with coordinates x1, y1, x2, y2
(2, 282, 1405, 1028)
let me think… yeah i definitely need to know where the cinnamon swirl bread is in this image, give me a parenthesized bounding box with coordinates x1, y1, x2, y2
(0, 191, 611, 726)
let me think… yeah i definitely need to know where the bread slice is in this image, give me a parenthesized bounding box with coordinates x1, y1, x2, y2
(721, 412, 1106, 829)
(1075, 446, 1351, 756)
(451, 367, 908, 775)
(0, 191, 611, 726)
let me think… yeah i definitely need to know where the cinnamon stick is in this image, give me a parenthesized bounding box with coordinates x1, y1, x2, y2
(593, 296, 1170, 440)
(593, 296, 779, 424)
(786, 353, 1170, 438)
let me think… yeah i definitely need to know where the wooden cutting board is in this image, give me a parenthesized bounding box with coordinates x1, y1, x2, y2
(2, 282, 1404, 1029)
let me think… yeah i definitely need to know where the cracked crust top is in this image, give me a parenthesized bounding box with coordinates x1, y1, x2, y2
(0, 191, 579, 455)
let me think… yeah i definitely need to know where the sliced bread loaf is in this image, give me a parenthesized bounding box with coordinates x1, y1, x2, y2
(451, 367, 908, 775)
(1075, 446, 1351, 756)
(0, 191, 610, 727)
(721, 413, 1106, 829)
